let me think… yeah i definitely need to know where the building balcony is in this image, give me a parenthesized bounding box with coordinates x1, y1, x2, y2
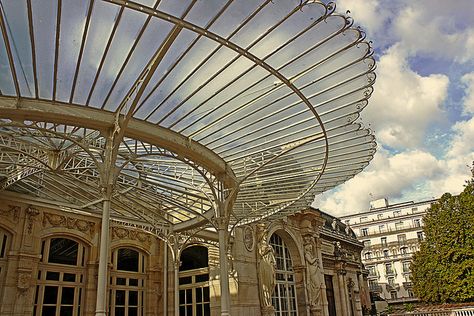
(369, 284, 383, 293)
(359, 225, 423, 237)
(403, 282, 413, 288)
(386, 283, 400, 291)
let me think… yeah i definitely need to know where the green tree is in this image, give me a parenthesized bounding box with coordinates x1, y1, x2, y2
(411, 166, 474, 303)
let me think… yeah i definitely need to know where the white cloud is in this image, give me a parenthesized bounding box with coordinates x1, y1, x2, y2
(337, 0, 474, 63)
(461, 72, 474, 115)
(314, 0, 474, 216)
(336, 0, 391, 37)
(393, 0, 474, 63)
(363, 45, 449, 149)
(314, 149, 443, 216)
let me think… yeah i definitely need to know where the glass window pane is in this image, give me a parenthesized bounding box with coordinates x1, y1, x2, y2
(43, 286, 58, 304)
(179, 276, 192, 285)
(195, 274, 209, 283)
(61, 287, 75, 305)
(60, 306, 73, 316)
(115, 290, 126, 305)
(115, 307, 125, 316)
(179, 290, 185, 304)
(129, 278, 138, 286)
(117, 248, 139, 272)
(196, 287, 202, 302)
(116, 277, 126, 285)
(203, 287, 209, 301)
(186, 288, 192, 303)
(179, 246, 208, 271)
(129, 291, 138, 306)
(42, 306, 56, 315)
(63, 273, 76, 282)
(48, 238, 78, 265)
(128, 307, 138, 316)
(46, 271, 60, 280)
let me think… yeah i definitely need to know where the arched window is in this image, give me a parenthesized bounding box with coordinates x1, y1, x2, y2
(0, 228, 11, 310)
(270, 233, 298, 316)
(110, 248, 146, 316)
(34, 237, 87, 316)
(179, 246, 210, 316)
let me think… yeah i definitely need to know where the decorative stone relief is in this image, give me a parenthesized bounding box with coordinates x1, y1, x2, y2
(243, 225, 254, 252)
(256, 224, 276, 316)
(303, 235, 323, 308)
(25, 207, 40, 234)
(43, 212, 95, 236)
(17, 270, 32, 294)
(111, 226, 151, 244)
(0, 204, 20, 223)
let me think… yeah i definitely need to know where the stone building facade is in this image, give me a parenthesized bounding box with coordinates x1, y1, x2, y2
(340, 198, 435, 304)
(0, 195, 368, 316)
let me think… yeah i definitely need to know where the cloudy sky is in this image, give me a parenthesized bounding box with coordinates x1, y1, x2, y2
(313, 0, 474, 216)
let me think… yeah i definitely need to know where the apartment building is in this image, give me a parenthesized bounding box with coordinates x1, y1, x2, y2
(340, 198, 436, 303)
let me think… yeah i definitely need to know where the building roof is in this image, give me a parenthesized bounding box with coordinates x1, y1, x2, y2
(0, 0, 376, 232)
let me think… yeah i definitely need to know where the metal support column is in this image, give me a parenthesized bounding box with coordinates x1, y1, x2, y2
(164, 244, 168, 316)
(95, 194, 111, 316)
(217, 218, 231, 316)
(174, 258, 180, 316)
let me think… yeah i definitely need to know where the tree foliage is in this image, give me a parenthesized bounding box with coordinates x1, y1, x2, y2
(411, 166, 474, 303)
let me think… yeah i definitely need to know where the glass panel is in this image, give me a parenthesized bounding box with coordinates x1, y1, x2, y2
(116, 277, 126, 285)
(186, 288, 192, 303)
(46, 271, 60, 280)
(179, 289, 185, 304)
(115, 290, 126, 305)
(48, 238, 78, 265)
(61, 287, 75, 304)
(31, 0, 56, 99)
(179, 246, 208, 271)
(1, 234, 7, 257)
(129, 278, 138, 286)
(63, 273, 76, 282)
(117, 248, 139, 272)
(179, 276, 192, 285)
(195, 274, 209, 283)
(34, 285, 40, 304)
(42, 306, 56, 315)
(196, 287, 202, 302)
(60, 306, 73, 316)
(196, 303, 203, 316)
(115, 307, 125, 316)
(43, 285, 58, 304)
(203, 287, 209, 301)
(128, 307, 138, 316)
(129, 291, 138, 306)
(0, 0, 35, 97)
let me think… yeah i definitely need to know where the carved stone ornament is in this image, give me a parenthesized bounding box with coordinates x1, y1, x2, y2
(43, 212, 95, 236)
(26, 207, 40, 234)
(17, 271, 32, 293)
(243, 225, 255, 252)
(112, 226, 151, 244)
(0, 205, 20, 223)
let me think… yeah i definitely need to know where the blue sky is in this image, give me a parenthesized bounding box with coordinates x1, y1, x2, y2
(314, 0, 474, 216)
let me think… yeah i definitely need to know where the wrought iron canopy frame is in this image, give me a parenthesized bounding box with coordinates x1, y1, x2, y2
(0, 0, 376, 233)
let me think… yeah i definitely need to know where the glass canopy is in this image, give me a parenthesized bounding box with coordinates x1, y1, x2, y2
(0, 0, 376, 231)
